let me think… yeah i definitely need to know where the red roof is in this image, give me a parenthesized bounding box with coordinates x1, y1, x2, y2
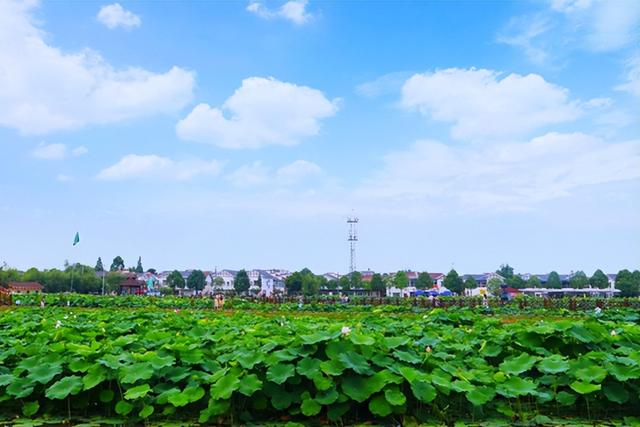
(8, 282, 43, 290)
(429, 273, 445, 279)
(504, 287, 521, 294)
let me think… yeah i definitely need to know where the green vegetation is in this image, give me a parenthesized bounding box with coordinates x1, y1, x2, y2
(0, 306, 638, 425)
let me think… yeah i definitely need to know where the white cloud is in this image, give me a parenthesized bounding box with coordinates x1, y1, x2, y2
(97, 3, 141, 30)
(616, 53, 640, 98)
(226, 161, 270, 188)
(0, 1, 194, 135)
(177, 77, 338, 149)
(401, 68, 581, 141)
(31, 142, 66, 160)
(72, 146, 89, 156)
(97, 154, 223, 181)
(226, 159, 324, 188)
(247, 0, 312, 25)
(359, 132, 640, 211)
(496, 15, 552, 65)
(554, 0, 640, 52)
(276, 160, 323, 184)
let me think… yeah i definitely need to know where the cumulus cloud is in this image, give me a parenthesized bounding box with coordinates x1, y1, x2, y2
(496, 15, 552, 65)
(176, 77, 338, 149)
(358, 132, 640, 211)
(97, 154, 223, 181)
(401, 68, 582, 141)
(226, 159, 324, 188)
(247, 0, 312, 25)
(30, 143, 88, 159)
(0, 1, 194, 135)
(97, 3, 141, 30)
(551, 0, 640, 52)
(31, 142, 67, 160)
(616, 53, 640, 98)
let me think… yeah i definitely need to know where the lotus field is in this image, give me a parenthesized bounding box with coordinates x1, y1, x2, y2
(1, 305, 639, 425)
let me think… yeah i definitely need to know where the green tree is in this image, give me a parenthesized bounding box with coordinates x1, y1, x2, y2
(394, 271, 409, 289)
(350, 271, 362, 289)
(95, 257, 104, 272)
(213, 276, 225, 290)
(443, 269, 464, 294)
(166, 270, 185, 290)
(256, 274, 263, 292)
(416, 272, 433, 289)
(105, 272, 124, 293)
(110, 256, 125, 272)
(286, 271, 303, 294)
(234, 270, 251, 294)
(487, 277, 502, 296)
(326, 279, 338, 290)
(135, 257, 143, 274)
(464, 276, 477, 290)
(338, 275, 351, 291)
(506, 275, 526, 289)
(301, 273, 320, 296)
(616, 269, 639, 297)
(496, 264, 514, 280)
(589, 269, 609, 289)
(22, 267, 42, 283)
(370, 273, 385, 296)
(187, 270, 206, 292)
(527, 275, 541, 288)
(547, 271, 561, 289)
(569, 271, 589, 289)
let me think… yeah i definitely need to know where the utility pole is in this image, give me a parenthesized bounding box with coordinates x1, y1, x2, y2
(347, 214, 359, 275)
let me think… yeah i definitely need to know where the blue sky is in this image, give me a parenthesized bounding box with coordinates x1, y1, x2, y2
(0, 0, 638, 275)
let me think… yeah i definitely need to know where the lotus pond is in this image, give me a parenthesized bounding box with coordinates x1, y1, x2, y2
(0, 306, 639, 425)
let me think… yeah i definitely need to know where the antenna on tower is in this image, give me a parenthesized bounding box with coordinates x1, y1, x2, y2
(347, 212, 359, 274)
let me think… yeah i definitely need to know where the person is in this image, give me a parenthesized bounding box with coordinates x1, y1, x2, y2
(40, 298, 45, 309)
(482, 293, 489, 308)
(298, 295, 304, 309)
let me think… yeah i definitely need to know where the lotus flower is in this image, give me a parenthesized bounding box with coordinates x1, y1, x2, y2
(55, 320, 62, 329)
(611, 330, 618, 336)
(341, 326, 351, 335)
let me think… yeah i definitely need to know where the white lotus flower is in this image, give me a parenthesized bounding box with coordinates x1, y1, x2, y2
(341, 326, 351, 335)
(611, 330, 618, 336)
(55, 320, 62, 329)
(594, 307, 602, 314)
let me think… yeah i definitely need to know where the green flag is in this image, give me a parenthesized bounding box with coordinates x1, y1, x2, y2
(73, 232, 80, 246)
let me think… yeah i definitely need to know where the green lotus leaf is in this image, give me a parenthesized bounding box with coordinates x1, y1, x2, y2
(119, 362, 154, 384)
(83, 365, 107, 390)
(384, 386, 406, 406)
(369, 394, 392, 417)
(210, 371, 240, 400)
(139, 405, 154, 419)
(451, 380, 476, 393)
(68, 359, 92, 373)
(22, 401, 39, 417)
(0, 374, 13, 387)
(45, 375, 83, 400)
(575, 365, 607, 383)
(315, 388, 339, 405)
(237, 351, 263, 369)
(339, 351, 373, 375)
(300, 330, 336, 345)
(149, 354, 175, 370)
(606, 363, 640, 381)
(568, 325, 596, 343)
(350, 333, 375, 346)
(267, 363, 296, 385)
(393, 349, 422, 365)
(270, 387, 295, 410)
(199, 399, 230, 423)
(115, 400, 134, 416)
(603, 382, 629, 404)
(537, 355, 570, 374)
(27, 363, 62, 384)
(6, 377, 35, 398)
(499, 353, 538, 375)
(320, 359, 345, 376)
(383, 336, 409, 349)
(124, 383, 151, 400)
(570, 381, 601, 395)
(300, 397, 322, 416)
(342, 374, 386, 402)
(238, 374, 262, 396)
(297, 358, 321, 378)
(496, 377, 537, 397)
(327, 402, 351, 422)
(466, 386, 496, 406)
(410, 380, 436, 403)
(312, 373, 334, 390)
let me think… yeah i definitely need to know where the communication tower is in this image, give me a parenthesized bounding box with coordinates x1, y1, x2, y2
(347, 215, 359, 274)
